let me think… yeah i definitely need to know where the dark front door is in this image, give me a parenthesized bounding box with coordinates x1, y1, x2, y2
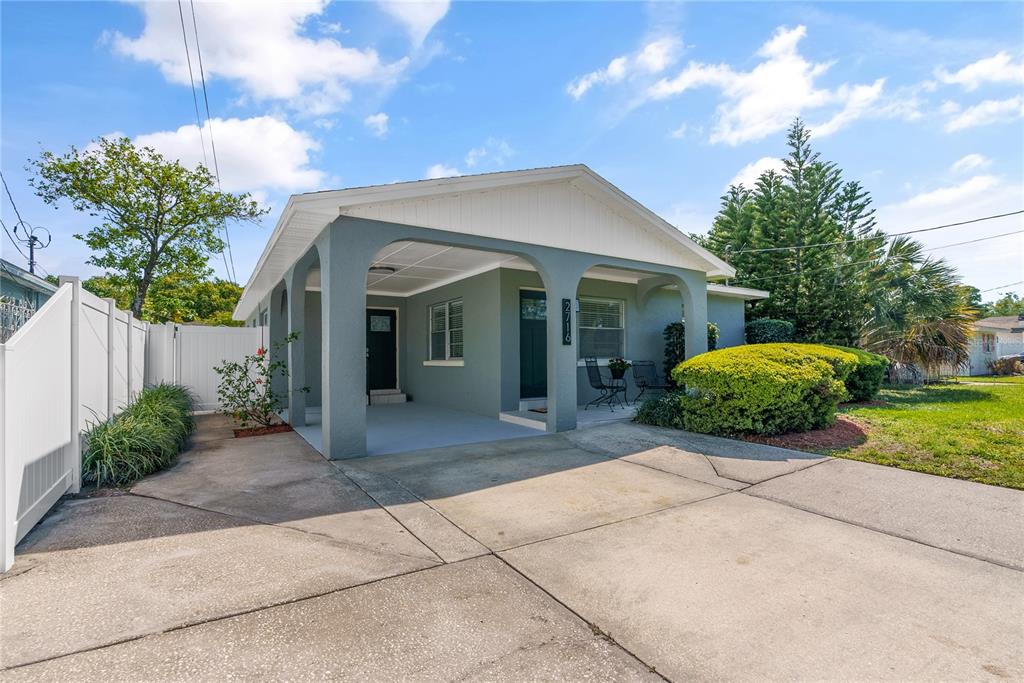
(366, 309, 397, 391)
(519, 290, 547, 399)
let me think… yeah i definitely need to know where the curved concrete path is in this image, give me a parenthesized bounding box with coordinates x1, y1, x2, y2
(2, 415, 1021, 680)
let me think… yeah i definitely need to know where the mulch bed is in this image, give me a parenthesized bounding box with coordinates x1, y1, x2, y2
(233, 423, 294, 438)
(741, 415, 868, 452)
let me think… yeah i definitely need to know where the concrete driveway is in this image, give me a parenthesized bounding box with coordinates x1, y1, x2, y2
(2, 414, 1022, 681)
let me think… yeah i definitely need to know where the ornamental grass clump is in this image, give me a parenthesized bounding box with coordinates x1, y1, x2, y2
(668, 344, 850, 436)
(82, 383, 195, 487)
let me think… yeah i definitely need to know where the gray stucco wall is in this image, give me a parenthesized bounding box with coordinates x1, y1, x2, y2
(284, 269, 750, 417)
(709, 294, 746, 348)
(401, 269, 503, 417)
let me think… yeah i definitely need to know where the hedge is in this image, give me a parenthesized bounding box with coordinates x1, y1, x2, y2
(745, 318, 795, 344)
(663, 343, 851, 436)
(826, 345, 888, 401)
(82, 383, 195, 487)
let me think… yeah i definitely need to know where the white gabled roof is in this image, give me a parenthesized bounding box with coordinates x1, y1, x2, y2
(234, 164, 736, 320)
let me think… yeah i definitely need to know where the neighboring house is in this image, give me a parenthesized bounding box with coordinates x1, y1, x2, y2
(0, 258, 57, 343)
(234, 165, 767, 458)
(967, 315, 1024, 375)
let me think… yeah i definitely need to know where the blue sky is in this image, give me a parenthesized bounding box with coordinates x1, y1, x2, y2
(2, 1, 1022, 299)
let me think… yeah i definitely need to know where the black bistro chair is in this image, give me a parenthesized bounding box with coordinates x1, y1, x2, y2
(583, 357, 626, 411)
(631, 361, 672, 404)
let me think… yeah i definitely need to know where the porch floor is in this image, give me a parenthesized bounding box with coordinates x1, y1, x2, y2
(286, 402, 637, 457)
(287, 403, 542, 457)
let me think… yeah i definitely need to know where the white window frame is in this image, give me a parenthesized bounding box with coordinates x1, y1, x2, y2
(426, 298, 464, 366)
(576, 296, 626, 361)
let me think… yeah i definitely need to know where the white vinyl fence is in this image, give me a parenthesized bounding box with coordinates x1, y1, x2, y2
(147, 323, 266, 411)
(2, 278, 265, 571)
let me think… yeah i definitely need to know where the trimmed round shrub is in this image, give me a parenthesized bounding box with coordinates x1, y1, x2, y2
(745, 318, 795, 344)
(826, 345, 888, 401)
(669, 343, 849, 436)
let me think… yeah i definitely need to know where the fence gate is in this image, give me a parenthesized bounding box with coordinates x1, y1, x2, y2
(147, 324, 266, 411)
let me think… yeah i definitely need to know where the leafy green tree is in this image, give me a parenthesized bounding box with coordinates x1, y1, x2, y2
(81, 273, 243, 326)
(30, 136, 266, 316)
(983, 292, 1024, 317)
(704, 118, 973, 369)
(706, 120, 885, 344)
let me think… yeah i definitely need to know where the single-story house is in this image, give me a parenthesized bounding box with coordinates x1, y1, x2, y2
(234, 165, 767, 458)
(1, 257, 57, 343)
(966, 314, 1024, 375)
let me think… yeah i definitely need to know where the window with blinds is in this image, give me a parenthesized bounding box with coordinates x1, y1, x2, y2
(578, 297, 625, 358)
(429, 299, 464, 360)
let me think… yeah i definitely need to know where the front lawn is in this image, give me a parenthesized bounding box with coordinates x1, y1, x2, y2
(833, 383, 1023, 489)
(954, 375, 1024, 384)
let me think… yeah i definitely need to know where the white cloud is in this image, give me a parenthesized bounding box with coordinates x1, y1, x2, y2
(465, 137, 514, 168)
(133, 116, 325, 195)
(110, 1, 412, 116)
(646, 25, 910, 145)
(944, 96, 1024, 132)
(893, 174, 1000, 210)
(363, 112, 389, 137)
(567, 37, 681, 99)
(668, 123, 689, 139)
(376, 0, 450, 47)
(878, 175, 1024, 293)
(425, 163, 461, 179)
(936, 52, 1024, 91)
(728, 157, 785, 190)
(950, 153, 991, 174)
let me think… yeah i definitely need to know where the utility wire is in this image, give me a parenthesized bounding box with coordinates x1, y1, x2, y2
(733, 227, 1024, 286)
(175, 0, 209, 171)
(189, 0, 237, 284)
(980, 280, 1023, 293)
(727, 209, 1024, 255)
(928, 228, 1024, 251)
(0, 171, 27, 227)
(176, 0, 234, 284)
(1, 217, 30, 261)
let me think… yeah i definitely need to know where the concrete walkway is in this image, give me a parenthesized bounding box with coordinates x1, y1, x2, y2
(2, 415, 1022, 680)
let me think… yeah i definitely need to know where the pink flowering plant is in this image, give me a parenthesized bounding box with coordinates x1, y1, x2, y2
(214, 331, 306, 428)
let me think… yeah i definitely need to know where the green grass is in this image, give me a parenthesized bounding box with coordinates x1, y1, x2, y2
(834, 382, 1024, 489)
(953, 375, 1024, 384)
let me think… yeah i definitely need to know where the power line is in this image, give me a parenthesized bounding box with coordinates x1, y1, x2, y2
(0, 171, 27, 227)
(728, 209, 1024, 255)
(732, 227, 1024, 286)
(188, 0, 237, 284)
(175, 0, 209, 171)
(980, 280, 1023, 293)
(928, 228, 1024, 251)
(1, 217, 30, 261)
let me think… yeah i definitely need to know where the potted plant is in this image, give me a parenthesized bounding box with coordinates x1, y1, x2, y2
(607, 357, 631, 379)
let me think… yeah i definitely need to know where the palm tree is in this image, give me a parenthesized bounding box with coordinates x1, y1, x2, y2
(860, 236, 975, 377)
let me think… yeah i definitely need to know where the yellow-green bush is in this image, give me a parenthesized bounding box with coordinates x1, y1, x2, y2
(826, 345, 889, 401)
(667, 344, 852, 436)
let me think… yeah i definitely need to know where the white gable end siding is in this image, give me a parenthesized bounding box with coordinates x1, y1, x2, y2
(341, 180, 709, 274)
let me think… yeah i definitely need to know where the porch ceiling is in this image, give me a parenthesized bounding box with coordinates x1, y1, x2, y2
(302, 242, 703, 298)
